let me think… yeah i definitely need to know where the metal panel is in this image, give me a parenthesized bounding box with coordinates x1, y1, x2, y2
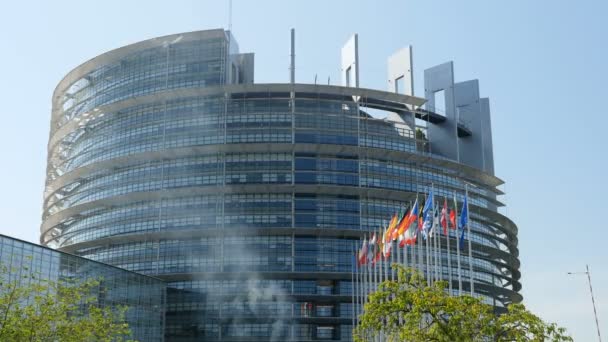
(387, 46, 414, 96)
(234, 53, 255, 84)
(425, 62, 458, 161)
(455, 80, 483, 171)
(480, 97, 495, 175)
(340, 34, 359, 87)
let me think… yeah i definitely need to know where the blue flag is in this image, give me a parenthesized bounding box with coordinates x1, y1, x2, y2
(458, 195, 468, 249)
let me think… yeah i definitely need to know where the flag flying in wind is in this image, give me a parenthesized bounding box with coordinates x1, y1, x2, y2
(403, 222, 417, 246)
(358, 237, 368, 265)
(421, 190, 434, 239)
(389, 211, 404, 242)
(459, 195, 468, 249)
(367, 232, 377, 264)
(374, 227, 383, 265)
(391, 209, 408, 241)
(382, 227, 392, 259)
(395, 200, 419, 246)
(385, 213, 399, 243)
(451, 193, 458, 230)
(449, 209, 456, 230)
(430, 205, 439, 238)
(397, 200, 418, 236)
(398, 231, 406, 248)
(440, 197, 448, 235)
(383, 239, 392, 259)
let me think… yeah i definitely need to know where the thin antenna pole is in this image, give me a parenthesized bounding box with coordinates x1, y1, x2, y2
(228, 0, 232, 33)
(290, 28, 295, 84)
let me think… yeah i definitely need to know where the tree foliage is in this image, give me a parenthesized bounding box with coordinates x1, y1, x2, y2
(354, 265, 572, 342)
(0, 262, 134, 341)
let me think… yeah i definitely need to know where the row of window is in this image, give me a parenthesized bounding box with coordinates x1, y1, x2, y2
(47, 152, 496, 217)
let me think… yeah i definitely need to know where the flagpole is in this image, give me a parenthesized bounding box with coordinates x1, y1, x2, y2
(392, 240, 396, 280)
(435, 201, 441, 282)
(415, 193, 420, 280)
(426, 220, 431, 285)
(361, 239, 366, 320)
(352, 246, 356, 327)
(439, 201, 444, 282)
(454, 192, 462, 295)
(403, 201, 409, 272)
(358, 239, 362, 319)
(426, 186, 433, 286)
(418, 215, 423, 285)
(403, 232, 408, 270)
(357, 247, 361, 321)
(430, 199, 434, 283)
(445, 197, 453, 293)
(354, 247, 359, 322)
(376, 227, 380, 292)
(396, 231, 401, 273)
(370, 227, 381, 291)
(382, 221, 387, 285)
(466, 184, 474, 296)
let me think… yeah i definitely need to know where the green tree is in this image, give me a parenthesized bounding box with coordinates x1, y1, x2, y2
(0, 262, 134, 341)
(354, 265, 572, 342)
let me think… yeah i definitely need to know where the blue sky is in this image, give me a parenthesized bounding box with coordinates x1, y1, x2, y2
(0, 0, 605, 339)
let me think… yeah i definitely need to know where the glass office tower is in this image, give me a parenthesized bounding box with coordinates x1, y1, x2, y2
(0, 234, 165, 341)
(42, 29, 521, 341)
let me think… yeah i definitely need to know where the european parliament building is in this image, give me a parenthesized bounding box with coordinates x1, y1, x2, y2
(41, 29, 521, 341)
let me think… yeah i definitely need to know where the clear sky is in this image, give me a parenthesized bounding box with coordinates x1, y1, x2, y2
(0, 0, 605, 339)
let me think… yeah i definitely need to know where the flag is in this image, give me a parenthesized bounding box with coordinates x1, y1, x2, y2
(459, 196, 468, 230)
(403, 224, 417, 246)
(449, 209, 456, 229)
(383, 239, 392, 259)
(387, 212, 401, 242)
(382, 228, 392, 259)
(385, 213, 398, 243)
(398, 232, 406, 248)
(451, 193, 458, 230)
(430, 206, 439, 237)
(374, 227, 384, 265)
(397, 200, 418, 236)
(358, 237, 368, 265)
(368, 233, 377, 264)
(422, 190, 434, 217)
(459, 195, 468, 249)
(421, 191, 434, 238)
(391, 209, 407, 241)
(417, 203, 424, 230)
(440, 198, 448, 235)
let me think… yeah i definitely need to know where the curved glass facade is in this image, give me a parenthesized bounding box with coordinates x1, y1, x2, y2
(43, 29, 520, 341)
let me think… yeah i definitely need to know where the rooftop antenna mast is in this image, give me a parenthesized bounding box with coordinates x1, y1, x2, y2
(290, 28, 295, 84)
(227, 0, 233, 84)
(228, 0, 233, 33)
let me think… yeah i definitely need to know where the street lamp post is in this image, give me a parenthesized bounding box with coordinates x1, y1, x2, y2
(567, 265, 602, 342)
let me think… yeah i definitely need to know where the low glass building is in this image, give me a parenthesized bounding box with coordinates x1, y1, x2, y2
(0, 234, 166, 341)
(42, 29, 521, 341)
